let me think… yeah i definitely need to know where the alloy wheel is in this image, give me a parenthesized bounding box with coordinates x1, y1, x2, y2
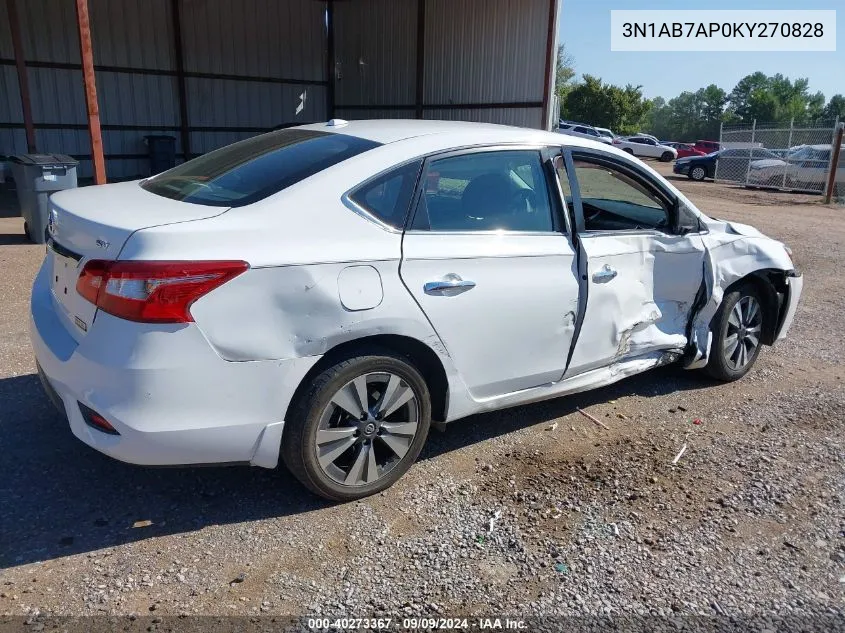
(315, 372, 420, 487)
(723, 296, 762, 370)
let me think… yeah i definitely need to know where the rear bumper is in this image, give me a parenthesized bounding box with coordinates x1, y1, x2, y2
(29, 261, 320, 468)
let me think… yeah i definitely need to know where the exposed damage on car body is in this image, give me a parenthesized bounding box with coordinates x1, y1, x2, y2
(31, 120, 801, 500)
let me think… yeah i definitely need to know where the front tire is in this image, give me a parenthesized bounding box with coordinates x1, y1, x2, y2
(282, 350, 431, 501)
(660, 151, 674, 162)
(705, 284, 764, 381)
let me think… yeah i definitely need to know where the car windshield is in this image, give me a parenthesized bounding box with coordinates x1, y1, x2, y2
(141, 129, 381, 207)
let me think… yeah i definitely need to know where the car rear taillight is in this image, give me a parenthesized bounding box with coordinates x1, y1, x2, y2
(76, 260, 249, 323)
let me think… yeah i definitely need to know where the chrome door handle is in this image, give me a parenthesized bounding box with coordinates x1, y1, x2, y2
(424, 273, 476, 296)
(593, 265, 618, 283)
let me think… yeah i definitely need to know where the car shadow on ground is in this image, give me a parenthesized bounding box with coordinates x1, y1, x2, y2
(0, 367, 720, 568)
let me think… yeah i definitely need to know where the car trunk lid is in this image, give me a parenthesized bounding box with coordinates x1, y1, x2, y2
(46, 181, 228, 341)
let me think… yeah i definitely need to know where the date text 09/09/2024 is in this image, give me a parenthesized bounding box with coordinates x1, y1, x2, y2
(306, 618, 527, 630)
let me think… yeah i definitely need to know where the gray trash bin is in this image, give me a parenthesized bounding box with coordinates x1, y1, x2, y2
(10, 153, 79, 244)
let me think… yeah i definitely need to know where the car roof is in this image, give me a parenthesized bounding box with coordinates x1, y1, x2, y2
(293, 119, 613, 153)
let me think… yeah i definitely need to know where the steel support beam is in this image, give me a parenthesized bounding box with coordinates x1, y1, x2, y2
(326, 0, 335, 120)
(541, 0, 560, 130)
(6, 0, 36, 152)
(170, 0, 191, 160)
(74, 0, 106, 184)
(415, 0, 426, 119)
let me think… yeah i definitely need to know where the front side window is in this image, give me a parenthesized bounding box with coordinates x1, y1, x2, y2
(141, 130, 381, 207)
(411, 150, 554, 232)
(571, 159, 670, 232)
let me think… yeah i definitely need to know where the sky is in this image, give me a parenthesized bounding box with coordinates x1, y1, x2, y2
(557, 0, 843, 102)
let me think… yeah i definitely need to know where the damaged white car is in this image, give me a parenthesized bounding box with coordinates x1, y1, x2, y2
(31, 120, 802, 501)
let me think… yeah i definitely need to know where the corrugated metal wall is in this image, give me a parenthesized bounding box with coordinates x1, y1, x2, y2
(332, 0, 552, 129)
(0, 0, 327, 181)
(0, 0, 554, 182)
(179, 0, 327, 154)
(422, 0, 548, 128)
(333, 0, 417, 116)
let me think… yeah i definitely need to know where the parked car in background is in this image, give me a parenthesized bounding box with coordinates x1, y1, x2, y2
(557, 123, 613, 144)
(665, 143, 706, 159)
(613, 136, 678, 161)
(635, 133, 661, 143)
(30, 120, 802, 501)
(747, 144, 844, 192)
(694, 140, 720, 154)
(594, 127, 616, 142)
(674, 147, 782, 181)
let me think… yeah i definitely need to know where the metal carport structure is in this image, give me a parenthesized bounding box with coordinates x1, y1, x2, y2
(1, 0, 559, 184)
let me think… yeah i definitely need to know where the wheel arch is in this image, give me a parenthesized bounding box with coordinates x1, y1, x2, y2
(283, 334, 450, 424)
(724, 269, 789, 346)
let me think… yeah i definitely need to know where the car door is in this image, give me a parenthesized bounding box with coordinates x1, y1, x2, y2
(557, 149, 707, 376)
(400, 147, 581, 399)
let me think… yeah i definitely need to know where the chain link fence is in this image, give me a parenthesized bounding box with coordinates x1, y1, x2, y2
(717, 120, 843, 198)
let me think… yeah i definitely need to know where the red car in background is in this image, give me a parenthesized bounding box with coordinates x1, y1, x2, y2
(694, 140, 721, 154)
(666, 143, 707, 159)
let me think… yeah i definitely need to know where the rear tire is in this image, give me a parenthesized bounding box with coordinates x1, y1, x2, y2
(623, 148, 634, 155)
(704, 284, 764, 382)
(689, 166, 707, 181)
(282, 350, 431, 501)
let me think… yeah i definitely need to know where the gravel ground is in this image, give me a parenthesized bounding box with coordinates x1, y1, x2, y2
(0, 172, 843, 624)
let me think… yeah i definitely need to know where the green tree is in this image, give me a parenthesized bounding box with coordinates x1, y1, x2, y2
(554, 44, 576, 116)
(563, 75, 651, 135)
(728, 73, 827, 124)
(728, 72, 770, 121)
(822, 94, 845, 122)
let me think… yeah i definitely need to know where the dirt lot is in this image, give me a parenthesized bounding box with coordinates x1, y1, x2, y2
(0, 167, 843, 623)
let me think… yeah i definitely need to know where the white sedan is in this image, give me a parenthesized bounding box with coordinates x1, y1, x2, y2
(613, 136, 678, 161)
(31, 120, 802, 501)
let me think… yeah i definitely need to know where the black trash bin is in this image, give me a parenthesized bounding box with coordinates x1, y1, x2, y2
(10, 154, 79, 244)
(144, 135, 176, 175)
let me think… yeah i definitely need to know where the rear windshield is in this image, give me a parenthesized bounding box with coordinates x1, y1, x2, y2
(141, 129, 381, 207)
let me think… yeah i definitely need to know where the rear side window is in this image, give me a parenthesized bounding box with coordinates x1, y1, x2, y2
(141, 130, 381, 207)
(348, 161, 422, 229)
